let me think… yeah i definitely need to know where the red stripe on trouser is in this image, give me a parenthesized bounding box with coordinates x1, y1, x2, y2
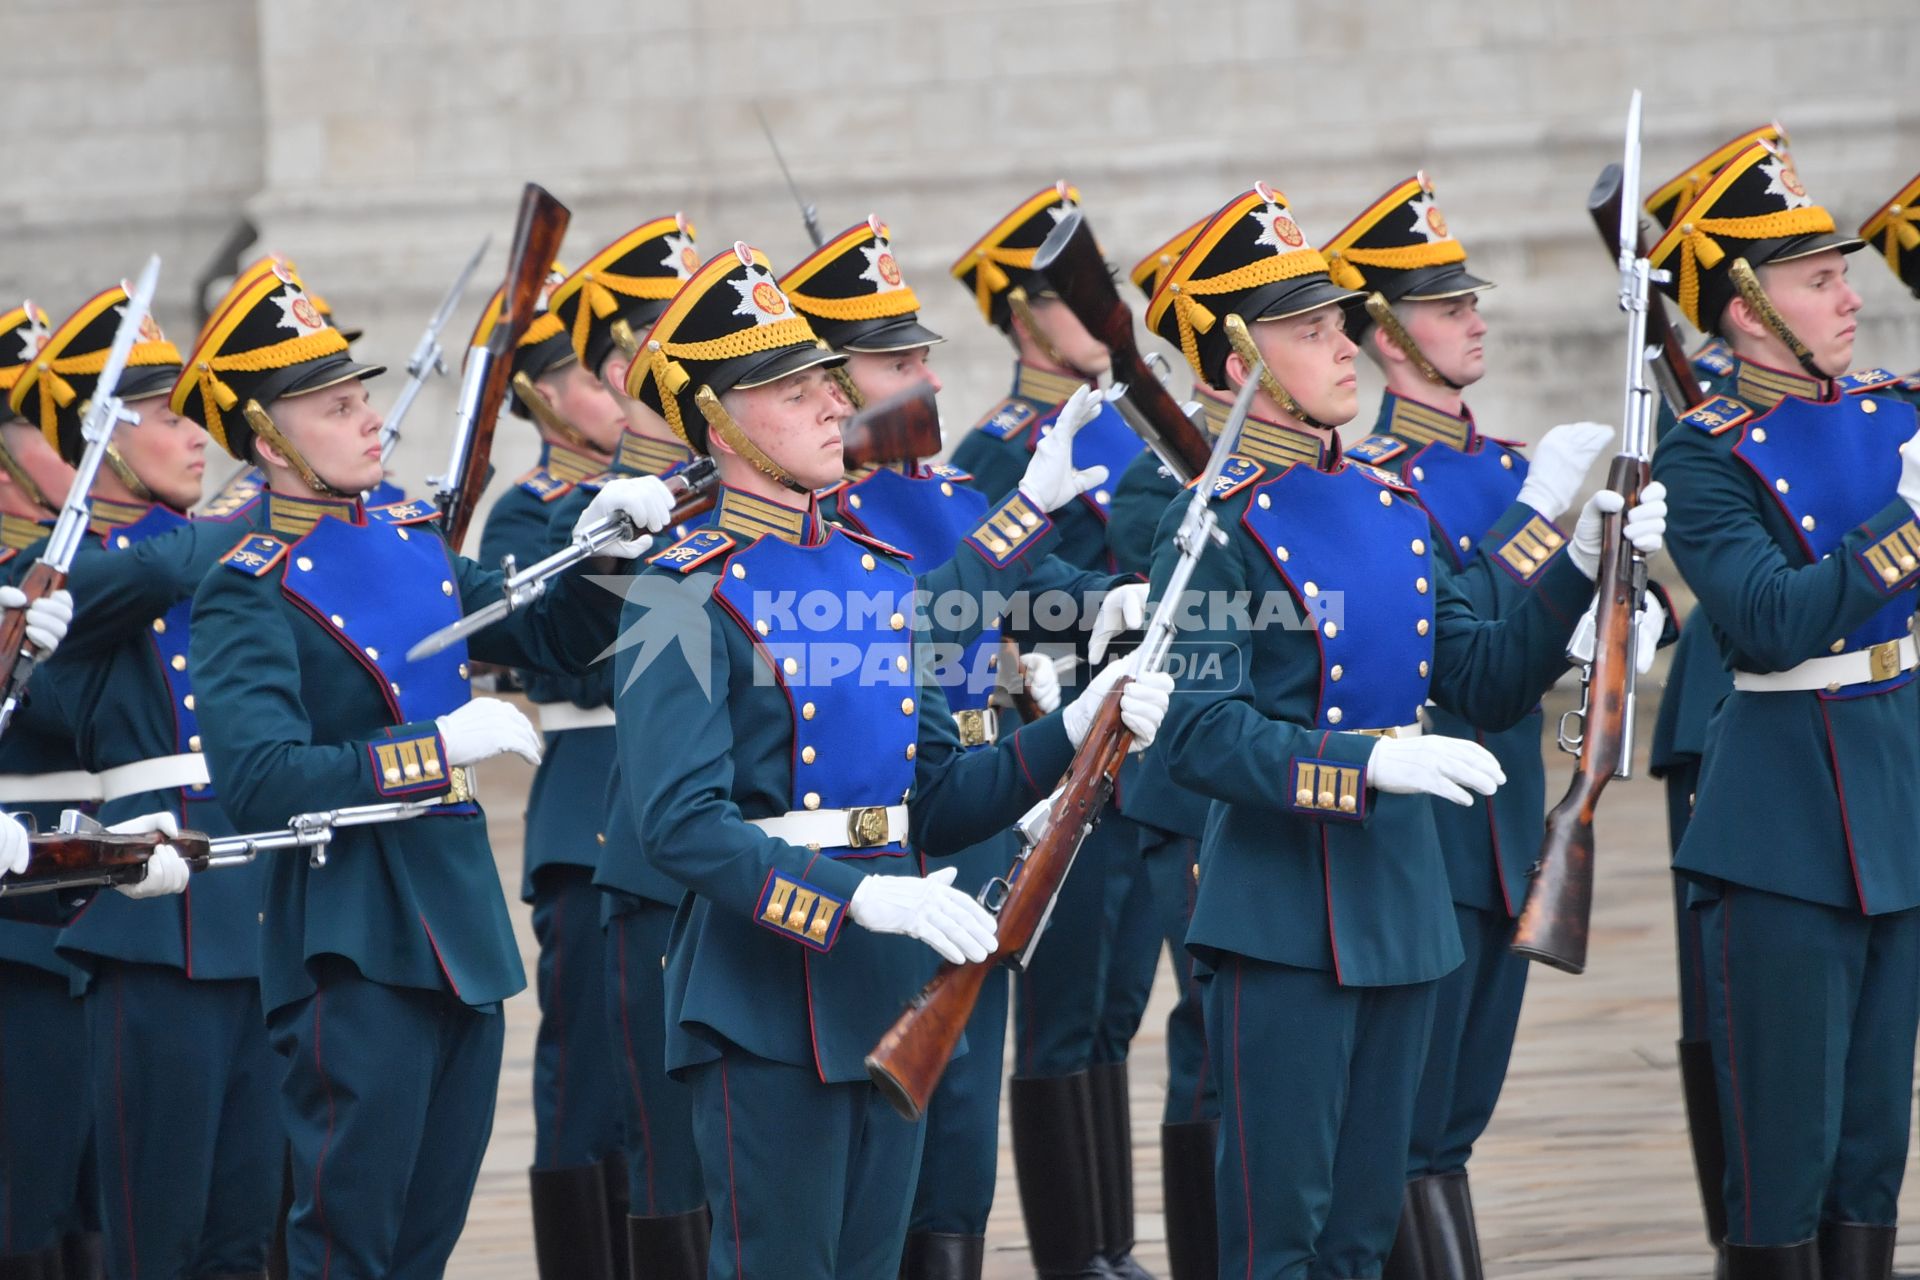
(721, 1060, 745, 1280)
(1719, 895, 1755, 1241)
(615, 917, 659, 1212)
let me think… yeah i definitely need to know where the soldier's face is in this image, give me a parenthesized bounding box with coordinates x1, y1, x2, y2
(116, 393, 208, 510)
(0, 420, 74, 513)
(844, 348, 942, 403)
(1757, 251, 1862, 377)
(1252, 304, 1360, 426)
(1026, 297, 1112, 377)
(1398, 294, 1488, 386)
(269, 380, 385, 495)
(534, 361, 625, 452)
(722, 367, 850, 491)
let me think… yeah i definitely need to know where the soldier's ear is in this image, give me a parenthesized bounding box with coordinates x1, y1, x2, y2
(602, 352, 632, 396)
(1720, 294, 1764, 347)
(1368, 324, 1403, 367)
(1222, 347, 1253, 395)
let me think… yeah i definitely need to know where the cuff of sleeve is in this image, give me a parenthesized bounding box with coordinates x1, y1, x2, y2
(1285, 731, 1376, 824)
(1484, 505, 1569, 586)
(754, 868, 853, 952)
(1853, 501, 1920, 595)
(1534, 551, 1596, 628)
(1009, 712, 1076, 798)
(369, 723, 455, 799)
(966, 492, 1058, 568)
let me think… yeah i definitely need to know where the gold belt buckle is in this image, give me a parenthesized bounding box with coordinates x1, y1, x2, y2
(1868, 638, 1904, 683)
(846, 806, 890, 849)
(446, 766, 478, 805)
(1352, 725, 1401, 739)
(954, 708, 996, 748)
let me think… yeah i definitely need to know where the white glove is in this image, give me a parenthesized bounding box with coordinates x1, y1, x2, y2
(0, 811, 27, 877)
(847, 864, 998, 965)
(1018, 384, 1113, 512)
(1365, 736, 1507, 808)
(575, 475, 676, 559)
(1567, 592, 1667, 675)
(1570, 481, 1668, 579)
(1017, 651, 1061, 714)
(108, 811, 188, 899)
(1062, 652, 1175, 752)
(1087, 582, 1150, 665)
(0, 587, 74, 656)
(1900, 426, 1920, 521)
(435, 697, 543, 768)
(1514, 423, 1615, 521)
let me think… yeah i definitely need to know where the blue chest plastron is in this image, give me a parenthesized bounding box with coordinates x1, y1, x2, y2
(1031, 397, 1145, 526)
(1733, 392, 1920, 693)
(107, 506, 213, 794)
(713, 529, 917, 857)
(834, 466, 999, 717)
(278, 513, 473, 725)
(1398, 439, 1527, 568)
(1240, 464, 1436, 730)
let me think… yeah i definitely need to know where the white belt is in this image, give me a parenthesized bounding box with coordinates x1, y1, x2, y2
(1732, 636, 1919, 693)
(749, 803, 910, 851)
(1348, 721, 1424, 739)
(538, 703, 617, 733)
(99, 753, 211, 802)
(0, 769, 105, 804)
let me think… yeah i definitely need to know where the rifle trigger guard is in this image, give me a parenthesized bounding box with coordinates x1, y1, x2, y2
(977, 876, 1011, 914)
(1556, 705, 1586, 755)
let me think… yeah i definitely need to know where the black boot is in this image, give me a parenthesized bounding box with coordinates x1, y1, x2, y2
(1010, 1073, 1108, 1279)
(1089, 1062, 1154, 1280)
(601, 1153, 632, 1280)
(1403, 1171, 1484, 1280)
(902, 1232, 985, 1280)
(1679, 1040, 1731, 1272)
(1380, 1184, 1427, 1280)
(1159, 1121, 1218, 1280)
(1724, 1240, 1821, 1279)
(529, 1164, 618, 1280)
(1819, 1221, 1897, 1280)
(0, 1250, 47, 1280)
(627, 1209, 711, 1280)
(60, 1231, 103, 1280)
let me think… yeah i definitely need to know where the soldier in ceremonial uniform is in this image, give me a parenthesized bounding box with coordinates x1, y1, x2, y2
(1141, 184, 1666, 1280)
(178, 265, 675, 1279)
(8, 281, 286, 1280)
(539, 216, 714, 1278)
(781, 216, 1139, 1280)
(1103, 216, 1220, 1280)
(949, 184, 1161, 1280)
(1649, 140, 1920, 1280)
(1319, 173, 1639, 1277)
(611, 240, 1172, 1280)
(1860, 169, 1920, 384)
(470, 264, 641, 1280)
(1639, 123, 1790, 1278)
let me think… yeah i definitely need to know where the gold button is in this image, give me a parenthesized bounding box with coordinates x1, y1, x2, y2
(801, 746, 816, 764)
(1338, 794, 1357, 812)
(1317, 790, 1336, 808)
(1258, 494, 1271, 509)
(596, 832, 607, 845)
(895, 655, 908, 672)
(151, 618, 166, 634)
(940, 482, 954, 497)
(1499, 454, 1513, 470)
(183, 694, 194, 710)
(395, 528, 410, 541)
(1329, 664, 1343, 681)
(804, 792, 821, 810)
(188, 734, 202, 752)
(1458, 536, 1470, 551)
(171, 655, 187, 671)
(861, 554, 875, 571)
(330, 614, 345, 627)
(384, 767, 402, 784)
(1412, 466, 1426, 482)
(905, 744, 917, 760)
(458, 663, 470, 678)
(1831, 639, 1847, 654)
(756, 619, 770, 635)
(441, 580, 454, 596)
(365, 646, 379, 660)
(1411, 538, 1425, 555)
(1095, 489, 1111, 505)
(1752, 428, 1767, 443)
(1862, 399, 1878, 415)
(1323, 621, 1337, 639)
(782, 656, 799, 675)
(1303, 581, 1319, 597)
(1419, 660, 1430, 677)
(1276, 546, 1290, 562)
(1881, 565, 1900, 583)
(1416, 577, 1428, 594)
(390, 682, 401, 695)
(848, 494, 863, 509)
(1416, 618, 1430, 636)
(1327, 707, 1343, 724)
(1775, 478, 1790, 493)
(732, 564, 746, 578)
(1296, 788, 1314, 805)
(1827, 681, 1842, 694)
(1802, 515, 1816, 531)
(115, 535, 131, 549)
(890, 612, 905, 630)
(296, 556, 313, 571)
(1903, 556, 1919, 572)
(901, 697, 915, 715)
(802, 702, 816, 720)
(1379, 491, 1392, 507)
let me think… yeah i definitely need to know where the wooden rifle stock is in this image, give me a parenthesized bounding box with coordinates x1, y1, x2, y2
(1511, 452, 1647, 974)
(866, 687, 1131, 1119)
(839, 382, 941, 467)
(0, 559, 65, 727)
(2, 828, 219, 897)
(441, 185, 571, 552)
(1031, 210, 1212, 481)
